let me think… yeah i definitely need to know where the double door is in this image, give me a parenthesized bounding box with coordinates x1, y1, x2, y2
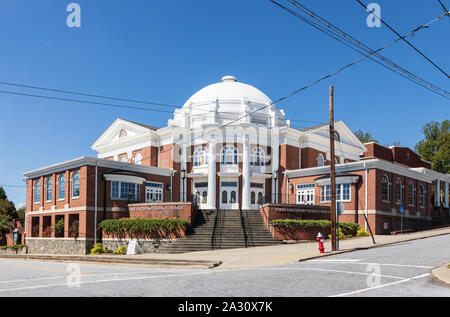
(220, 180, 239, 210)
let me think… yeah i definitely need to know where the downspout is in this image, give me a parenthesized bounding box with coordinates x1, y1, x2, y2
(94, 161, 98, 245)
(170, 171, 173, 202)
(364, 163, 368, 231)
(285, 172, 289, 204)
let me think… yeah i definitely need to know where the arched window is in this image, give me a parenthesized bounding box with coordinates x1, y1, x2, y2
(395, 178, 402, 204)
(194, 147, 208, 167)
(381, 175, 389, 201)
(408, 181, 415, 206)
(221, 146, 238, 165)
(134, 152, 142, 165)
(58, 175, 65, 200)
(120, 155, 128, 163)
(317, 154, 325, 167)
(72, 171, 80, 198)
(34, 180, 40, 203)
(45, 177, 52, 202)
(419, 184, 425, 208)
(119, 129, 127, 139)
(251, 147, 266, 166)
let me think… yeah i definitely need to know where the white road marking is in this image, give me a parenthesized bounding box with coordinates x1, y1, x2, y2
(0, 269, 240, 293)
(249, 267, 405, 280)
(305, 260, 433, 269)
(0, 269, 198, 285)
(329, 273, 431, 297)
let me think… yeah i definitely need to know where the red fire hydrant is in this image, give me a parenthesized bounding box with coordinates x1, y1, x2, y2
(317, 232, 325, 253)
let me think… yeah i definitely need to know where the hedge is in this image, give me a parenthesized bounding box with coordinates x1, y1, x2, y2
(270, 219, 362, 236)
(98, 218, 188, 237)
(0, 244, 26, 250)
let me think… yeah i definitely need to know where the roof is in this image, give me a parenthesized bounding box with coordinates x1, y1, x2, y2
(119, 119, 158, 131)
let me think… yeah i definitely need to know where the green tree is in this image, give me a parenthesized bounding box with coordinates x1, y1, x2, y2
(16, 207, 26, 226)
(0, 214, 11, 233)
(0, 199, 16, 218)
(354, 129, 379, 144)
(0, 186, 6, 200)
(415, 120, 449, 174)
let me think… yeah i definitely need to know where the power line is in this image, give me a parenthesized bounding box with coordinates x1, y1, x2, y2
(437, 0, 450, 20)
(0, 90, 174, 114)
(0, 81, 176, 109)
(357, 0, 450, 78)
(273, 0, 450, 99)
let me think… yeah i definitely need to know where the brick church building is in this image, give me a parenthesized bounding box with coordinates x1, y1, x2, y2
(23, 76, 449, 253)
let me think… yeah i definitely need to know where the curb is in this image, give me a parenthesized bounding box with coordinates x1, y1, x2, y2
(0, 254, 222, 269)
(298, 230, 450, 263)
(431, 264, 450, 286)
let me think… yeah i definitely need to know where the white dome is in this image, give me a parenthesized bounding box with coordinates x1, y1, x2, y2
(170, 76, 287, 129)
(183, 76, 272, 106)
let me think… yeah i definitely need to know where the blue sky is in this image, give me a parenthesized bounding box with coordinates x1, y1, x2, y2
(0, 0, 448, 206)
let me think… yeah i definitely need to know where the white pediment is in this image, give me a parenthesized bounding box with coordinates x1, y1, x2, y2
(309, 121, 367, 152)
(91, 118, 157, 152)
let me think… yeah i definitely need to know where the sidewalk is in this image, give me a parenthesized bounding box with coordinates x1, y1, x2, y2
(432, 263, 450, 285)
(1, 226, 449, 269)
(134, 226, 450, 269)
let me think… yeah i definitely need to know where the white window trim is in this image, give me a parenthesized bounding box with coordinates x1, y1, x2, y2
(193, 146, 208, 167)
(320, 184, 351, 203)
(111, 181, 141, 201)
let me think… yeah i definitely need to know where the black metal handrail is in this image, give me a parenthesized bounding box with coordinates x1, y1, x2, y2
(210, 209, 219, 250)
(239, 207, 248, 248)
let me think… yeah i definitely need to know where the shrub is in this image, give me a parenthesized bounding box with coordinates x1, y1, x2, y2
(89, 243, 105, 255)
(356, 228, 370, 237)
(54, 218, 64, 237)
(113, 245, 127, 255)
(0, 244, 26, 250)
(339, 223, 360, 236)
(98, 218, 189, 238)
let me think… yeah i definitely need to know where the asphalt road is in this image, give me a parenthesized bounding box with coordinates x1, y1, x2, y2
(0, 234, 449, 297)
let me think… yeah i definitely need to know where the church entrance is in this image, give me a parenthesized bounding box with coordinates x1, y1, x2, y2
(220, 179, 239, 210)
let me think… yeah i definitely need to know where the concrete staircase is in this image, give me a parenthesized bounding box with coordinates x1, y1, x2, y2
(242, 210, 284, 247)
(157, 209, 283, 254)
(156, 209, 217, 254)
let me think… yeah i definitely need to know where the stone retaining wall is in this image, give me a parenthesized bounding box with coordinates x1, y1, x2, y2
(26, 238, 95, 255)
(0, 247, 27, 255)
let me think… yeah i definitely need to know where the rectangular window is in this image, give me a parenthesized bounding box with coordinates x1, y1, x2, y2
(296, 183, 315, 205)
(111, 182, 139, 201)
(320, 184, 351, 203)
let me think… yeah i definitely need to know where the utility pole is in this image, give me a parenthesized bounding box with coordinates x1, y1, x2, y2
(329, 86, 337, 251)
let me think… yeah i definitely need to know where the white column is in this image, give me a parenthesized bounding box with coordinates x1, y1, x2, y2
(445, 181, 449, 208)
(206, 141, 216, 210)
(436, 180, 441, 207)
(242, 134, 251, 210)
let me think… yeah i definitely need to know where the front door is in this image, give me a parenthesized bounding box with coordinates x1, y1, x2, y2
(220, 180, 239, 210)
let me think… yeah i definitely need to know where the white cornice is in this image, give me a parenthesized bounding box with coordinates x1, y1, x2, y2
(285, 158, 438, 183)
(23, 156, 175, 179)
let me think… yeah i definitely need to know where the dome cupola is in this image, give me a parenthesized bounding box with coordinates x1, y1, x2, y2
(169, 76, 287, 128)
